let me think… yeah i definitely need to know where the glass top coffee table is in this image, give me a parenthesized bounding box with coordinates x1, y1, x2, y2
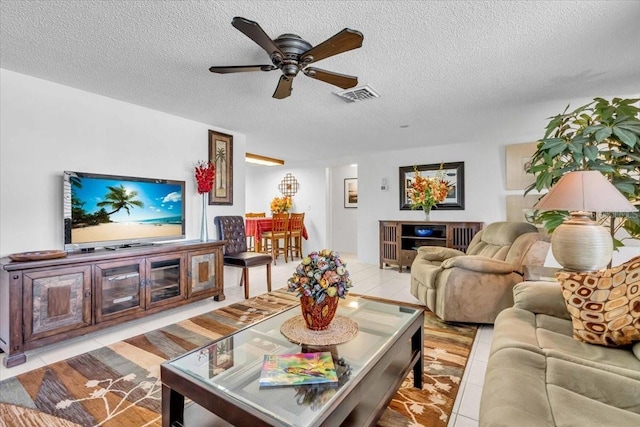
(161, 296, 424, 427)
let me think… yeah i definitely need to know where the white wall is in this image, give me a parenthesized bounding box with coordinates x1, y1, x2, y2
(0, 69, 245, 256)
(243, 139, 521, 266)
(243, 136, 542, 266)
(328, 164, 358, 254)
(4, 69, 634, 265)
(355, 141, 513, 265)
(245, 165, 327, 254)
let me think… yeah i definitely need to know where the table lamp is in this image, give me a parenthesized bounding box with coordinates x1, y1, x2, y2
(533, 170, 637, 271)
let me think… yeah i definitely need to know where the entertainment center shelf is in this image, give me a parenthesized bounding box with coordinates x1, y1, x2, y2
(0, 240, 224, 368)
(379, 220, 483, 272)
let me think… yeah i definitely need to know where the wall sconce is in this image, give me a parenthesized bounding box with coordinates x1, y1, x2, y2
(245, 152, 285, 166)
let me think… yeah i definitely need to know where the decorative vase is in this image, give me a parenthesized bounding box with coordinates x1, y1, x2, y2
(299, 295, 339, 331)
(200, 193, 208, 242)
(423, 206, 431, 221)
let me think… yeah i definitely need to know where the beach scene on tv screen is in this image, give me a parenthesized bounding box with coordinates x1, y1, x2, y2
(71, 176, 183, 244)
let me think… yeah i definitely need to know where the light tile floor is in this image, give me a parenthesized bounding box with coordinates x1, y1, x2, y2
(0, 253, 491, 426)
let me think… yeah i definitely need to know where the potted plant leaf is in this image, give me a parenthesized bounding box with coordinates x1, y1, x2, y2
(524, 97, 640, 247)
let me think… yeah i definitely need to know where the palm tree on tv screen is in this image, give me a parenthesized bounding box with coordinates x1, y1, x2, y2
(97, 185, 144, 216)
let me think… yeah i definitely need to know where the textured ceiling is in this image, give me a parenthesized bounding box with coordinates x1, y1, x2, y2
(2, 1, 639, 164)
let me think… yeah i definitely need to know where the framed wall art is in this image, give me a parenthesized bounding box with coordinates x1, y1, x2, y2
(505, 142, 537, 190)
(399, 162, 465, 210)
(344, 178, 358, 208)
(208, 130, 233, 205)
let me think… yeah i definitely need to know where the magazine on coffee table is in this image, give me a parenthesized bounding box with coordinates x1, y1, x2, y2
(259, 352, 338, 387)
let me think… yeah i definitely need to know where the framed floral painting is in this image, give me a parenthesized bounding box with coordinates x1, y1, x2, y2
(208, 130, 233, 205)
(399, 162, 465, 210)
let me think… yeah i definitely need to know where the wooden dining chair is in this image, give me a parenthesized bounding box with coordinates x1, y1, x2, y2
(244, 212, 266, 251)
(261, 212, 289, 264)
(214, 216, 272, 299)
(287, 212, 305, 260)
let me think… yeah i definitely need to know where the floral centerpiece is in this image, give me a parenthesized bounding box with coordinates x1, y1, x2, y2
(270, 195, 292, 214)
(194, 160, 215, 241)
(287, 250, 353, 330)
(409, 165, 451, 220)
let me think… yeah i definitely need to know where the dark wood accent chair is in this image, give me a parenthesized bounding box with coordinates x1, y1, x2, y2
(214, 216, 272, 299)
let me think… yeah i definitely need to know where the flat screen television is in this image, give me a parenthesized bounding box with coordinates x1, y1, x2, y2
(64, 171, 186, 251)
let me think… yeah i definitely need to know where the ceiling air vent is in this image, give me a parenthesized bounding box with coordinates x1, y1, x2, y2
(334, 85, 380, 103)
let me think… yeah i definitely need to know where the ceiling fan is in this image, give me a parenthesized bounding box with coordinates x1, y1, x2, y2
(209, 17, 364, 99)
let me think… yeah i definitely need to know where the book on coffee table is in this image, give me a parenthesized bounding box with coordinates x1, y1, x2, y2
(259, 352, 338, 387)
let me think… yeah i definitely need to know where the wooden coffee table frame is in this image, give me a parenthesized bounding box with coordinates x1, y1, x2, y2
(161, 305, 423, 427)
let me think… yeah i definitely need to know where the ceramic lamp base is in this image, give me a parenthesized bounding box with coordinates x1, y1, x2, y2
(551, 212, 612, 272)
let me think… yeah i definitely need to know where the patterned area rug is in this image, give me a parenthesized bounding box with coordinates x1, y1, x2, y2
(0, 289, 477, 427)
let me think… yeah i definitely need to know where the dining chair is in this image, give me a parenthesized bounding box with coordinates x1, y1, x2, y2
(287, 212, 305, 260)
(214, 216, 272, 299)
(261, 212, 289, 264)
(244, 212, 267, 251)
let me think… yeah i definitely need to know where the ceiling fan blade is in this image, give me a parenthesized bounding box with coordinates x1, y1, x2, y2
(301, 28, 363, 64)
(273, 75, 293, 99)
(232, 17, 285, 60)
(304, 67, 358, 89)
(209, 65, 277, 74)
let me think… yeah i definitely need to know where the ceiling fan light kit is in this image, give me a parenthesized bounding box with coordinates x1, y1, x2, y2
(209, 17, 363, 99)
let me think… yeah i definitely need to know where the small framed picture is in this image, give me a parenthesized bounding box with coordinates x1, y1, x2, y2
(344, 178, 358, 208)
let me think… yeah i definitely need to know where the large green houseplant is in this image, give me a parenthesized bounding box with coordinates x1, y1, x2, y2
(525, 97, 640, 247)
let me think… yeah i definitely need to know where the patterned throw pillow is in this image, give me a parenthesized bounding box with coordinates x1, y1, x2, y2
(556, 255, 640, 347)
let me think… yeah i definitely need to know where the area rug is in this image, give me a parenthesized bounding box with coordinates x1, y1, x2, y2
(0, 289, 477, 427)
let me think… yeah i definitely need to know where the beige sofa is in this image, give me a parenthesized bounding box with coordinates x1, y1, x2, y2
(410, 222, 549, 323)
(480, 281, 640, 426)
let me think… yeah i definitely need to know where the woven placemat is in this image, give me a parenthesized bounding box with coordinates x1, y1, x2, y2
(280, 315, 359, 346)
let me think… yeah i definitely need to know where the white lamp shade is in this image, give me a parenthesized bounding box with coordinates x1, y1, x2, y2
(534, 171, 636, 272)
(534, 171, 636, 212)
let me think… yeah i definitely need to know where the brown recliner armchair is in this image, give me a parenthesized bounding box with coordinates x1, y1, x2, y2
(410, 221, 549, 323)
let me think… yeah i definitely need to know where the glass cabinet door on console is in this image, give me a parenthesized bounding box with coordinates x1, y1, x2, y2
(146, 254, 185, 308)
(95, 259, 145, 322)
(23, 266, 92, 343)
(187, 250, 217, 299)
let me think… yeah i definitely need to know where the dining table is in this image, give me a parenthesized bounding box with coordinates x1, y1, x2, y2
(245, 217, 308, 254)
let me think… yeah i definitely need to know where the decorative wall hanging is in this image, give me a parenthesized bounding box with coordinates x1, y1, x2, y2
(344, 178, 358, 208)
(399, 162, 465, 210)
(208, 130, 233, 205)
(505, 142, 537, 190)
(278, 173, 300, 196)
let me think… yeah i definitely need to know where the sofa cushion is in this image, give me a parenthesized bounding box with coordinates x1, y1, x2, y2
(557, 256, 640, 346)
(513, 281, 571, 320)
(415, 246, 464, 263)
(475, 221, 538, 247)
(481, 280, 640, 427)
(481, 346, 640, 427)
